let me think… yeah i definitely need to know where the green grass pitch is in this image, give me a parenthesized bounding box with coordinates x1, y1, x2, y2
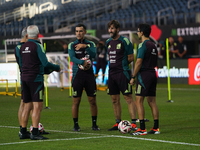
(0, 84, 200, 150)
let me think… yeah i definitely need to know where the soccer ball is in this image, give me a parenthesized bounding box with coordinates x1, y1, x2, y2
(78, 57, 91, 70)
(30, 123, 44, 133)
(118, 120, 132, 134)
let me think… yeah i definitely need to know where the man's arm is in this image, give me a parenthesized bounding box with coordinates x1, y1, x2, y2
(14, 47, 19, 65)
(74, 41, 96, 59)
(68, 42, 85, 65)
(37, 44, 60, 72)
(179, 45, 187, 58)
(123, 37, 134, 63)
(171, 49, 179, 54)
(128, 53, 134, 64)
(171, 43, 179, 54)
(44, 67, 53, 74)
(130, 58, 143, 85)
(15, 45, 23, 67)
(85, 41, 96, 58)
(179, 50, 187, 58)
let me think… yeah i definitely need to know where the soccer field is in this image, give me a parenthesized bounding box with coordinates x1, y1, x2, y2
(0, 84, 200, 150)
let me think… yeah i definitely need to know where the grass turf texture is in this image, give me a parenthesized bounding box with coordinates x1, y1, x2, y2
(0, 84, 200, 150)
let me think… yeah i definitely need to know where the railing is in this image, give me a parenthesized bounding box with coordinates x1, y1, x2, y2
(187, 0, 200, 9)
(157, 7, 176, 26)
(133, 0, 145, 4)
(58, 0, 122, 28)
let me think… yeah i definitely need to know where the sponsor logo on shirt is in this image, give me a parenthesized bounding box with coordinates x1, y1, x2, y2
(151, 49, 157, 55)
(110, 59, 116, 63)
(109, 51, 116, 54)
(75, 51, 82, 54)
(108, 45, 111, 49)
(109, 56, 116, 58)
(22, 47, 30, 53)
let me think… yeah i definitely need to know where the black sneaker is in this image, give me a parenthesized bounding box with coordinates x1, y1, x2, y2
(92, 125, 100, 131)
(30, 133, 48, 140)
(40, 130, 50, 134)
(130, 128, 147, 136)
(147, 128, 160, 134)
(19, 131, 30, 139)
(73, 125, 80, 132)
(108, 123, 118, 131)
(131, 123, 138, 131)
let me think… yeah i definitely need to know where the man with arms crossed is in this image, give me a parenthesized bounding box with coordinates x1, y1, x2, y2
(176, 36, 187, 58)
(106, 20, 137, 131)
(19, 25, 60, 140)
(68, 24, 99, 131)
(130, 24, 160, 135)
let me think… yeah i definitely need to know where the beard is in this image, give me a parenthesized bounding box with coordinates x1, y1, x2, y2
(110, 31, 118, 39)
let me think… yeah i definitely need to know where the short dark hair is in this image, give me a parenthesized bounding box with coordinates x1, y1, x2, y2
(138, 24, 151, 37)
(107, 20, 120, 29)
(75, 23, 86, 30)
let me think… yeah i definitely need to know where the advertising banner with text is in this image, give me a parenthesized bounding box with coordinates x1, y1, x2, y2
(188, 58, 200, 85)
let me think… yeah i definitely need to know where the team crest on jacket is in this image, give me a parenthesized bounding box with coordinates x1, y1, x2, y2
(116, 43, 121, 49)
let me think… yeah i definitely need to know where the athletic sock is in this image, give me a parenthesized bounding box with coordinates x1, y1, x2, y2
(21, 127, 27, 134)
(20, 126, 22, 130)
(92, 116, 97, 127)
(140, 120, 145, 130)
(153, 119, 159, 129)
(73, 118, 78, 127)
(116, 119, 121, 124)
(32, 128, 38, 135)
(131, 119, 137, 124)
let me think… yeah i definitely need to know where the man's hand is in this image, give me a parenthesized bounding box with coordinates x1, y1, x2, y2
(130, 78, 135, 86)
(75, 44, 87, 50)
(82, 59, 91, 70)
(171, 49, 179, 54)
(83, 59, 88, 68)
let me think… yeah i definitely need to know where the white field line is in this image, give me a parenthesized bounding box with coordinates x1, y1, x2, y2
(0, 136, 111, 146)
(0, 126, 200, 147)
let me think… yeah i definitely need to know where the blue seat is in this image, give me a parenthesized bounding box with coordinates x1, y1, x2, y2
(176, 13, 185, 24)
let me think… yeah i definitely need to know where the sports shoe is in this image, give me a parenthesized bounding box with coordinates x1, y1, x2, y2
(73, 125, 80, 132)
(148, 128, 160, 134)
(30, 133, 48, 140)
(40, 130, 50, 134)
(130, 128, 147, 136)
(92, 125, 100, 131)
(19, 131, 30, 139)
(131, 123, 138, 131)
(108, 123, 118, 131)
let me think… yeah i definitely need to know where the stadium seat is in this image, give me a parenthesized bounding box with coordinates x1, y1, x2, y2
(0, 0, 199, 33)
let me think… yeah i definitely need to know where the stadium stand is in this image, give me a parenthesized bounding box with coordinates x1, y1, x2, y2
(0, 0, 199, 35)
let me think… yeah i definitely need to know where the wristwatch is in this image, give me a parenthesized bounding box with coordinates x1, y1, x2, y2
(131, 76, 135, 79)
